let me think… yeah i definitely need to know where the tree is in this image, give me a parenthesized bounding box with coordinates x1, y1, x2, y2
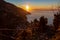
(39, 16, 48, 33)
(33, 19, 39, 28)
(53, 10, 60, 31)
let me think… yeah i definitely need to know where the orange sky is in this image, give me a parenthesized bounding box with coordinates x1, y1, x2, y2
(5, 0, 59, 10)
(17, 4, 57, 11)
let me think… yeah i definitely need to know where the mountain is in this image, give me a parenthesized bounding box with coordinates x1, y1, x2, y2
(0, 0, 30, 40)
(0, 0, 30, 28)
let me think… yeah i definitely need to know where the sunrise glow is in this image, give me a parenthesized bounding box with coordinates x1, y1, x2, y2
(26, 5, 30, 11)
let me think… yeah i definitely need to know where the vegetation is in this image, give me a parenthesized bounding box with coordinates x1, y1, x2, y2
(0, 0, 60, 40)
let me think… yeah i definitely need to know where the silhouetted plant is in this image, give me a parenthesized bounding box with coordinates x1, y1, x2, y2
(39, 16, 48, 33)
(53, 11, 60, 31)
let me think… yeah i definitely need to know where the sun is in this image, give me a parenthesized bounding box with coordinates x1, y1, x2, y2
(26, 5, 30, 11)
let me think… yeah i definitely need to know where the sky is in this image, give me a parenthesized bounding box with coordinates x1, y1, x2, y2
(5, 0, 59, 9)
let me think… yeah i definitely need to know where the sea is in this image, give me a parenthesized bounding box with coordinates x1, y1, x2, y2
(27, 10, 58, 25)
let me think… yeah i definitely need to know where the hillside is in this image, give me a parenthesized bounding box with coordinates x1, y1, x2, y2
(0, 0, 30, 40)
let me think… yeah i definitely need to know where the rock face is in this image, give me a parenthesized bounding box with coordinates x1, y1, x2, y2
(0, 0, 30, 40)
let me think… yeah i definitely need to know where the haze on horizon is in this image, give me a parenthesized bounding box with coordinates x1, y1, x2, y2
(5, 0, 59, 10)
